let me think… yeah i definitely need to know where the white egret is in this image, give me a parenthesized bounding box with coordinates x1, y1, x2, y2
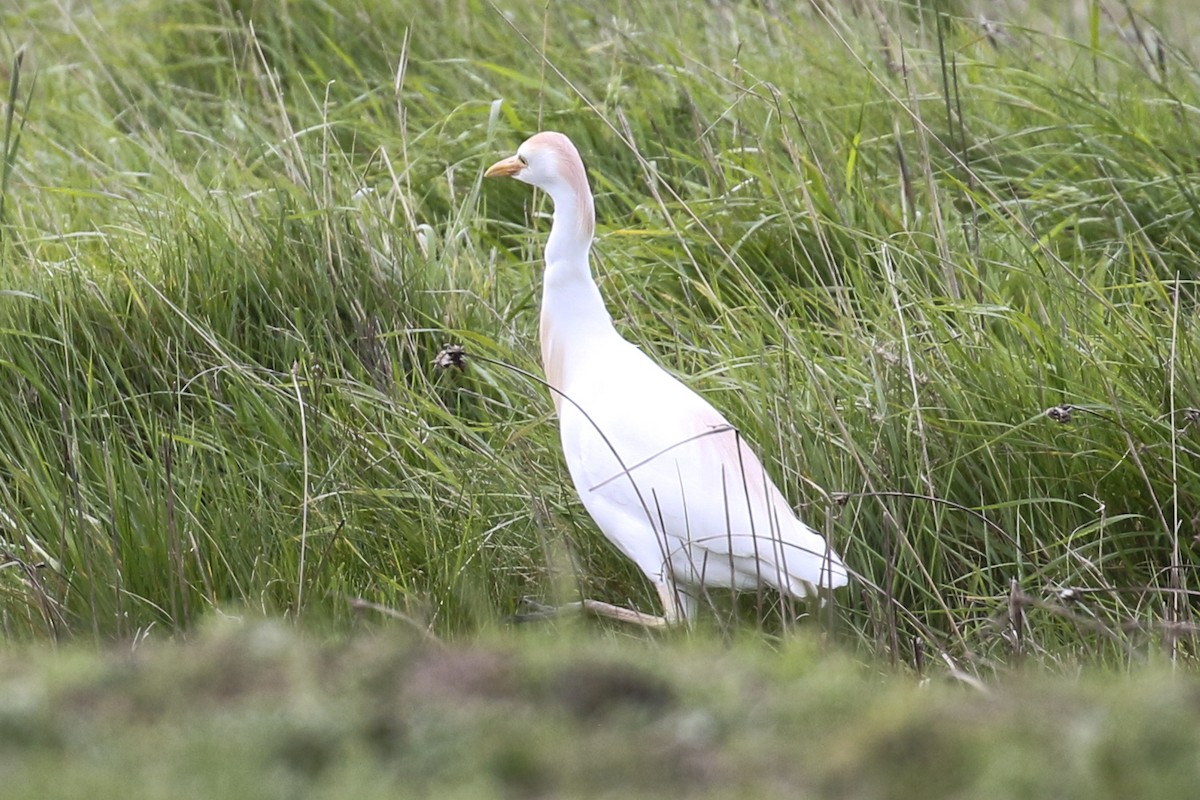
(486, 131, 848, 626)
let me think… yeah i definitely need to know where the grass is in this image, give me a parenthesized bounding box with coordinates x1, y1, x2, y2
(2, 616, 1200, 799)
(0, 0, 1198, 676)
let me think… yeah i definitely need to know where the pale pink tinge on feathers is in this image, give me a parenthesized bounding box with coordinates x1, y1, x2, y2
(524, 131, 595, 242)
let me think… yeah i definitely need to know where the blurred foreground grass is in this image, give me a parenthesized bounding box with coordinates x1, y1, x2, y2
(1, 618, 1198, 799)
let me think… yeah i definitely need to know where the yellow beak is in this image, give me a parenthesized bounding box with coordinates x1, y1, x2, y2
(485, 155, 524, 179)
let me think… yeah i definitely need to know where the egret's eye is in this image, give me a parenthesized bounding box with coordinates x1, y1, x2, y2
(517, 154, 528, 166)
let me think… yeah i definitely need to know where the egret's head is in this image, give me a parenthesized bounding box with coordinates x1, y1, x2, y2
(485, 131, 588, 198)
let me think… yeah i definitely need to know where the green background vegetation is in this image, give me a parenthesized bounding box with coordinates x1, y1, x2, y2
(1, 0, 1199, 794)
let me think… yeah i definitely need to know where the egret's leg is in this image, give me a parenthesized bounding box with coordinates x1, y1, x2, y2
(580, 598, 674, 628)
(509, 599, 672, 628)
(510, 584, 686, 629)
(655, 581, 689, 626)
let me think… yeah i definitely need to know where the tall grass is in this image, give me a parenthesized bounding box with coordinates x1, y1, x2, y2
(1, 0, 1198, 670)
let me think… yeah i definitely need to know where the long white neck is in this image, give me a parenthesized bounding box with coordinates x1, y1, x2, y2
(539, 178, 617, 407)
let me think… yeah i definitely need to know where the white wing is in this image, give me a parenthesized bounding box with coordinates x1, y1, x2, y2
(558, 340, 848, 598)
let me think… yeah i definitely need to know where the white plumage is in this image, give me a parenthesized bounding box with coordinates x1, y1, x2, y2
(486, 131, 848, 625)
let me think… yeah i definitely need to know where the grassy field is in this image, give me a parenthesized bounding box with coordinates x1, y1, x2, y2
(4, 0, 1200, 657)
(0, 616, 1197, 799)
(2, 0, 1200, 782)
